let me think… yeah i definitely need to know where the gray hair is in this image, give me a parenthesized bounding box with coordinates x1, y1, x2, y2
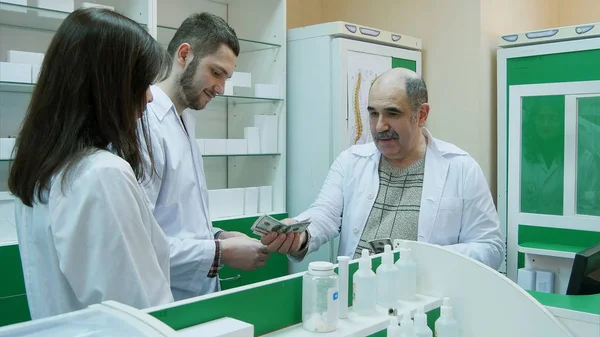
(405, 76, 428, 121)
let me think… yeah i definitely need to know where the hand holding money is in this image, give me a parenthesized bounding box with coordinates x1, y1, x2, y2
(252, 216, 309, 254)
(251, 215, 311, 236)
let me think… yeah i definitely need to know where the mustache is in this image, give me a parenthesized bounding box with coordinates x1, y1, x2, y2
(375, 131, 399, 140)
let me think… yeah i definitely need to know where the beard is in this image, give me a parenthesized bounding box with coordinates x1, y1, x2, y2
(178, 59, 205, 111)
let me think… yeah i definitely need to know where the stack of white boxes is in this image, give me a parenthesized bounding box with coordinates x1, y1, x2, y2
(196, 115, 277, 155)
(517, 268, 555, 293)
(0, 50, 44, 84)
(208, 186, 272, 219)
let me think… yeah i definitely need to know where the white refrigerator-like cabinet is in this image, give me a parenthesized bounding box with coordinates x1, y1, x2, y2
(286, 22, 422, 272)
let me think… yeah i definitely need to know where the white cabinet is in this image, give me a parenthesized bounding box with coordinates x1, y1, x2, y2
(0, 0, 287, 240)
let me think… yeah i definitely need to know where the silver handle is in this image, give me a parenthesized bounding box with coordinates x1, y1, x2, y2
(219, 275, 241, 282)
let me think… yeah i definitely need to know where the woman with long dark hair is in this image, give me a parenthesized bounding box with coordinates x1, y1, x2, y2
(8, 8, 174, 319)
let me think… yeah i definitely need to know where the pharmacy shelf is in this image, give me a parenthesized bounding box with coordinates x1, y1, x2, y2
(0, 2, 146, 32)
(518, 242, 586, 259)
(0, 81, 34, 93)
(157, 25, 281, 53)
(263, 294, 442, 337)
(202, 153, 280, 158)
(0, 81, 283, 104)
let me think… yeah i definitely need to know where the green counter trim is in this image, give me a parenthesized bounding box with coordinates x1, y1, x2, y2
(528, 290, 600, 315)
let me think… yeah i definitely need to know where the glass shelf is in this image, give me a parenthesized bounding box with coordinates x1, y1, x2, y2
(216, 94, 283, 104)
(203, 153, 280, 158)
(0, 2, 146, 33)
(0, 81, 34, 93)
(0, 81, 284, 103)
(157, 25, 281, 53)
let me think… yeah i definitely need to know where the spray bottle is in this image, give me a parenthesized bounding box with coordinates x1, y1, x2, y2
(387, 316, 402, 337)
(434, 298, 458, 337)
(400, 313, 416, 337)
(414, 306, 432, 337)
(395, 248, 417, 300)
(376, 244, 400, 308)
(352, 249, 376, 315)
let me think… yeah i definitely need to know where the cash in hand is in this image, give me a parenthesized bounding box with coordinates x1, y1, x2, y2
(251, 214, 311, 236)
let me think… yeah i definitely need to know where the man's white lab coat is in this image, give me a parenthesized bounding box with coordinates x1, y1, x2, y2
(294, 128, 505, 270)
(140, 85, 220, 300)
(15, 151, 173, 319)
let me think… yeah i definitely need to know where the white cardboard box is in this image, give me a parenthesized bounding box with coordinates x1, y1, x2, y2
(258, 186, 272, 213)
(0, 138, 16, 160)
(224, 81, 234, 95)
(253, 115, 278, 154)
(31, 65, 41, 84)
(535, 270, 555, 293)
(227, 139, 247, 155)
(230, 72, 251, 87)
(227, 188, 245, 218)
(517, 268, 536, 291)
(81, 2, 115, 10)
(255, 83, 279, 99)
(195, 139, 205, 155)
(37, 0, 74, 12)
(208, 189, 228, 219)
(8, 50, 44, 65)
(0, 62, 31, 83)
(204, 139, 227, 155)
(244, 187, 259, 215)
(244, 127, 260, 154)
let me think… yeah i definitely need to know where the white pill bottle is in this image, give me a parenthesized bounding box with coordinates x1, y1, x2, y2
(302, 261, 339, 333)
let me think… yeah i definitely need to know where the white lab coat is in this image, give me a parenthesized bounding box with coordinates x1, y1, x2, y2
(15, 150, 173, 320)
(140, 85, 220, 300)
(295, 128, 505, 270)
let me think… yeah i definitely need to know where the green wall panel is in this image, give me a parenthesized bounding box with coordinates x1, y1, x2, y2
(0, 295, 30, 327)
(214, 213, 289, 290)
(518, 225, 600, 249)
(150, 255, 384, 334)
(0, 244, 25, 298)
(391, 57, 417, 72)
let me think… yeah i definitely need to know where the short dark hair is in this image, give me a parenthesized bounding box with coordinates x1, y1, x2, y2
(405, 76, 428, 118)
(167, 12, 240, 61)
(8, 8, 171, 206)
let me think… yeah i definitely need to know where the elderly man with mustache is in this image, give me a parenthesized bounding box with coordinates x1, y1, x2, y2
(262, 68, 505, 270)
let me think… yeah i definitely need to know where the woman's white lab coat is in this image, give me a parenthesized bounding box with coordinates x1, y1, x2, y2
(295, 128, 505, 270)
(15, 150, 173, 320)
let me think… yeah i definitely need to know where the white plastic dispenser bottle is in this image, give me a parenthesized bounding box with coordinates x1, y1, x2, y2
(376, 244, 400, 308)
(400, 313, 416, 337)
(387, 316, 402, 337)
(302, 261, 339, 333)
(395, 247, 417, 300)
(352, 249, 377, 315)
(414, 306, 432, 337)
(434, 297, 459, 337)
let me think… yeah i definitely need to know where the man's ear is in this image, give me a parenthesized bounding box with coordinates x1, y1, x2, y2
(176, 43, 192, 68)
(418, 103, 430, 127)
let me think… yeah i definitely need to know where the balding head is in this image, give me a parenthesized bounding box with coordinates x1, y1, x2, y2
(367, 68, 430, 167)
(371, 68, 428, 117)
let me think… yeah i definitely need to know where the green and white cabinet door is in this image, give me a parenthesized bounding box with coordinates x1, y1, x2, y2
(500, 37, 600, 292)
